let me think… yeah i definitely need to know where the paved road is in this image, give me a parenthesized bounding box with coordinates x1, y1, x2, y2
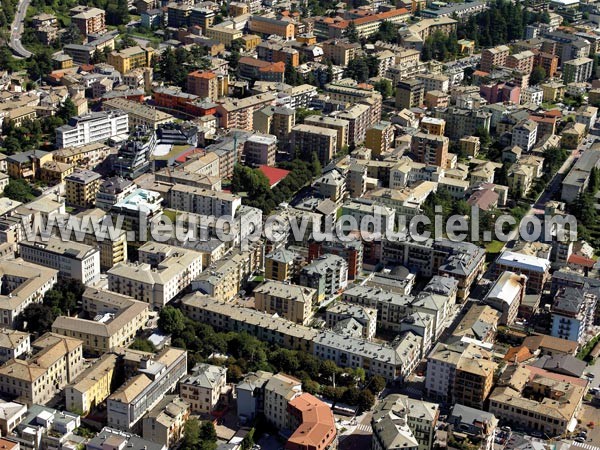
(8, 0, 32, 58)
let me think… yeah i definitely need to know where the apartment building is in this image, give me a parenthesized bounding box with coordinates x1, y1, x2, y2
(365, 121, 394, 156)
(506, 50, 535, 73)
(550, 286, 597, 344)
(452, 303, 500, 344)
(0, 259, 57, 328)
(205, 25, 244, 45)
(52, 288, 150, 355)
(65, 352, 118, 414)
(108, 243, 204, 309)
(179, 363, 227, 414)
(107, 46, 153, 74)
(290, 124, 338, 166)
(453, 352, 496, 410)
(215, 93, 277, 129)
(257, 41, 299, 66)
(103, 98, 173, 130)
(65, 169, 102, 208)
(254, 105, 296, 142)
(243, 134, 277, 167)
(0, 333, 84, 406)
(328, 9, 410, 39)
(304, 115, 349, 151)
(483, 271, 527, 326)
(264, 373, 302, 430)
(321, 39, 360, 66)
(0, 329, 30, 364)
(449, 405, 497, 450)
(433, 107, 491, 140)
(326, 302, 377, 339)
(182, 293, 317, 352)
(170, 184, 241, 217)
(249, 15, 295, 40)
(396, 79, 424, 109)
(511, 119, 538, 152)
(308, 240, 364, 281)
(72, 7, 106, 36)
(410, 132, 449, 168)
(562, 57, 593, 83)
(286, 393, 337, 450)
(254, 281, 316, 325)
(372, 394, 439, 450)
(19, 237, 100, 284)
(56, 110, 129, 148)
(480, 45, 510, 72)
(187, 70, 220, 100)
(298, 254, 348, 303)
(489, 367, 585, 436)
(265, 248, 302, 282)
(88, 428, 165, 450)
(107, 347, 187, 431)
(142, 395, 189, 448)
(53, 142, 111, 170)
(494, 250, 550, 293)
(425, 342, 493, 403)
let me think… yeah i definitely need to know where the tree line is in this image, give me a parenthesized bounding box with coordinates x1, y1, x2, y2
(158, 306, 383, 412)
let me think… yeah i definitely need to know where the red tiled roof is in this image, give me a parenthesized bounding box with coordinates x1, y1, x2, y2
(504, 345, 534, 364)
(473, 70, 490, 77)
(285, 393, 336, 450)
(568, 253, 596, 269)
(175, 148, 205, 164)
(467, 189, 499, 211)
(258, 165, 290, 186)
(330, 8, 409, 29)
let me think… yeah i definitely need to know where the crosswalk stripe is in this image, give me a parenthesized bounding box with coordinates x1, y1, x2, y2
(572, 442, 600, 450)
(356, 424, 372, 432)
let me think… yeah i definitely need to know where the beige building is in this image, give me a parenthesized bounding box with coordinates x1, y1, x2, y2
(459, 136, 480, 157)
(179, 363, 227, 414)
(103, 98, 173, 130)
(53, 143, 110, 170)
(0, 329, 30, 363)
(290, 124, 338, 166)
(489, 366, 585, 436)
(321, 39, 361, 66)
(205, 25, 244, 45)
(365, 121, 394, 156)
(0, 259, 58, 328)
(453, 353, 496, 410)
(142, 395, 190, 447)
(0, 333, 84, 406)
(65, 352, 118, 414)
(52, 288, 150, 355)
(264, 373, 302, 430)
(254, 281, 316, 325)
(108, 243, 204, 309)
(304, 115, 349, 151)
(107, 46, 153, 74)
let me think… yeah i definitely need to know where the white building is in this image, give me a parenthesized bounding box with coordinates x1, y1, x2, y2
(511, 119, 538, 152)
(520, 86, 543, 106)
(263, 373, 302, 430)
(169, 184, 242, 218)
(0, 329, 30, 363)
(19, 237, 100, 284)
(56, 110, 129, 148)
(179, 363, 227, 414)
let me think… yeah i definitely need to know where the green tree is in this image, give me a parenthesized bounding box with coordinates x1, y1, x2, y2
(130, 338, 156, 352)
(181, 418, 200, 450)
(357, 390, 375, 412)
(344, 56, 370, 83)
(19, 303, 57, 335)
(373, 79, 393, 99)
(58, 98, 77, 123)
(296, 108, 321, 123)
(61, 23, 83, 45)
(4, 179, 36, 202)
(346, 21, 359, 43)
(158, 306, 186, 335)
(369, 375, 386, 393)
(530, 65, 547, 85)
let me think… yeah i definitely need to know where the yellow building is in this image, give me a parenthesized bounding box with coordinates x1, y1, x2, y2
(254, 280, 316, 325)
(40, 161, 75, 184)
(6, 150, 53, 180)
(420, 117, 446, 136)
(52, 288, 150, 355)
(107, 46, 153, 74)
(561, 122, 586, 149)
(459, 136, 480, 157)
(453, 355, 496, 409)
(53, 142, 111, 169)
(365, 121, 394, 156)
(241, 34, 261, 51)
(265, 247, 300, 281)
(541, 81, 565, 102)
(65, 169, 102, 208)
(8, 106, 37, 127)
(205, 25, 243, 46)
(65, 353, 118, 414)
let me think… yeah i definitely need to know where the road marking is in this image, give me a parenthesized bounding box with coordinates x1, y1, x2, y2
(356, 424, 372, 433)
(572, 442, 600, 450)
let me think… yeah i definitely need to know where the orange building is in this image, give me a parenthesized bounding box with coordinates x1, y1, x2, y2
(534, 50, 559, 78)
(285, 393, 337, 450)
(187, 70, 219, 99)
